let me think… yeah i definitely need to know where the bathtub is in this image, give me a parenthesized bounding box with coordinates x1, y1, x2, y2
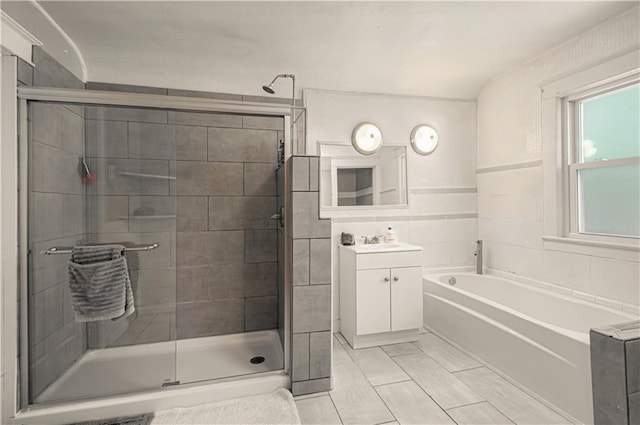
(423, 272, 637, 424)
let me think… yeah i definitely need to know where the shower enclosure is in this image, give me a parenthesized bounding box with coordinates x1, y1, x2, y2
(21, 89, 297, 413)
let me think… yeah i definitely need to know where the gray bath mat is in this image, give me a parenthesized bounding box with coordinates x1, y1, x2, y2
(69, 413, 153, 425)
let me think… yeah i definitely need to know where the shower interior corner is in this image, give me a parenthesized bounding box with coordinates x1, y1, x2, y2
(26, 99, 289, 406)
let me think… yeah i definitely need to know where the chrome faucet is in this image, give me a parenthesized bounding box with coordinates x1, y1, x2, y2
(474, 240, 483, 275)
(362, 235, 383, 244)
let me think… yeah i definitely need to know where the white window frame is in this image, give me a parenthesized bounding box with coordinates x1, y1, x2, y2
(564, 76, 640, 242)
(540, 48, 640, 258)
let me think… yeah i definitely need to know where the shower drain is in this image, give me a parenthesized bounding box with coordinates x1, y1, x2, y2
(250, 356, 266, 364)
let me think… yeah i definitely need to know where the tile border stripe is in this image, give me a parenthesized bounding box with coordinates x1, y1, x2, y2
(476, 160, 542, 174)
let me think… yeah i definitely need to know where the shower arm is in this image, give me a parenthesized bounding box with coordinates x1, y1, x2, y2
(267, 74, 296, 107)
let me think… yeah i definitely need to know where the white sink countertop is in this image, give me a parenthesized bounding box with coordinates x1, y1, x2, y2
(340, 241, 423, 253)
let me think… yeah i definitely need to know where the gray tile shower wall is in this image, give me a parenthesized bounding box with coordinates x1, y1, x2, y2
(173, 112, 282, 337)
(27, 48, 87, 399)
(85, 101, 283, 340)
(287, 156, 332, 396)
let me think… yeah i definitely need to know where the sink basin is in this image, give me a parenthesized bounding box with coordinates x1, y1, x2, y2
(358, 244, 401, 250)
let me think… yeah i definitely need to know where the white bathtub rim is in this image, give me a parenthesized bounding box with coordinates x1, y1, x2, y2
(423, 325, 582, 425)
(424, 270, 637, 323)
(485, 267, 640, 315)
(423, 272, 636, 345)
(422, 266, 640, 316)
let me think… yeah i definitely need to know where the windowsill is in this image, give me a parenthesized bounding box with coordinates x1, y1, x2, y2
(542, 235, 640, 262)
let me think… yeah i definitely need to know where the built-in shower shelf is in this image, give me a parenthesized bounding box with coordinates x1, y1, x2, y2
(120, 215, 176, 220)
(118, 171, 176, 180)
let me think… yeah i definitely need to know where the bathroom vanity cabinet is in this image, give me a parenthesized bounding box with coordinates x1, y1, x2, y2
(339, 243, 423, 349)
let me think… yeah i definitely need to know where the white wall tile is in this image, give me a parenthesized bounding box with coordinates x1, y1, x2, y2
(308, 90, 480, 331)
(477, 167, 542, 196)
(590, 258, 640, 305)
(411, 193, 477, 215)
(477, 8, 639, 302)
(542, 251, 590, 292)
(478, 194, 542, 220)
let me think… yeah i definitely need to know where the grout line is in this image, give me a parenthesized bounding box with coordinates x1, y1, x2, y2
(307, 157, 311, 192)
(371, 385, 399, 424)
(485, 400, 517, 425)
(307, 331, 311, 381)
(444, 399, 487, 411)
(451, 365, 485, 374)
(327, 392, 346, 425)
(306, 238, 311, 286)
(389, 351, 481, 425)
(371, 378, 412, 387)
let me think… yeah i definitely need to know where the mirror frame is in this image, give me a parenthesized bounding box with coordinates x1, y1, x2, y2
(317, 141, 409, 214)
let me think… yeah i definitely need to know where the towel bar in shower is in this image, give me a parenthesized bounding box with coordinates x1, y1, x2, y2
(40, 243, 160, 255)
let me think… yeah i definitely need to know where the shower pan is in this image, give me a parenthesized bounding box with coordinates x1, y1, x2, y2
(18, 87, 295, 422)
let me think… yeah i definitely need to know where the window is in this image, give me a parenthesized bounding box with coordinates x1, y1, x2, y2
(567, 80, 640, 239)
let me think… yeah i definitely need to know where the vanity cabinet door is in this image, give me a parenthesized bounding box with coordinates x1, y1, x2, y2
(390, 266, 423, 331)
(356, 269, 391, 335)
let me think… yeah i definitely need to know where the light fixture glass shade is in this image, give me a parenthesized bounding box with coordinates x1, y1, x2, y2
(351, 122, 383, 155)
(410, 124, 438, 155)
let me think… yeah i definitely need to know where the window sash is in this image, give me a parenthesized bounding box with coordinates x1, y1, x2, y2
(568, 157, 640, 237)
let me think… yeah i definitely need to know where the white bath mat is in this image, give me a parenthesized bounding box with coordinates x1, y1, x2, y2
(150, 388, 301, 425)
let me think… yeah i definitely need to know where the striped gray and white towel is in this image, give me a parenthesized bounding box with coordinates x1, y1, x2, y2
(68, 244, 135, 322)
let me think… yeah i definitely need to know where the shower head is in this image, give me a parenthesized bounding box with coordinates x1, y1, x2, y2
(261, 73, 296, 105)
(262, 84, 275, 94)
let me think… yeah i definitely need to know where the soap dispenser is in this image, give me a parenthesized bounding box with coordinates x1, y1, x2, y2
(385, 227, 397, 243)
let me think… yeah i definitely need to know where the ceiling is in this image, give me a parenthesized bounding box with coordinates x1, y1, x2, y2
(20, 2, 640, 98)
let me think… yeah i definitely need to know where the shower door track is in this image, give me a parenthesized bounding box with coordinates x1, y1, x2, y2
(17, 86, 301, 116)
(15, 86, 296, 418)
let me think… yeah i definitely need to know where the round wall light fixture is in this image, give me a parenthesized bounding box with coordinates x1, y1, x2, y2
(351, 122, 383, 155)
(410, 124, 438, 155)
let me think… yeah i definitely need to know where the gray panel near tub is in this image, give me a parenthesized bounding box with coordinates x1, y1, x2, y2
(287, 156, 333, 395)
(590, 328, 640, 425)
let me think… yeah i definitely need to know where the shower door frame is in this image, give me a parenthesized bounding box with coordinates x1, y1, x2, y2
(15, 86, 296, 415)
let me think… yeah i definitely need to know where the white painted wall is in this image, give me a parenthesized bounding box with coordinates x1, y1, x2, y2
(477, 7, 640, 312)
(304, 89, 477, 330)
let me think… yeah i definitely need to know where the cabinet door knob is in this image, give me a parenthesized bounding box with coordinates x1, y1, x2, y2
(393, 276, 399, 281)
(384, 276, 390, 282)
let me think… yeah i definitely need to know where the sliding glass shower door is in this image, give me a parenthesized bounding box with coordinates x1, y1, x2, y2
(28, 101, 178, 404)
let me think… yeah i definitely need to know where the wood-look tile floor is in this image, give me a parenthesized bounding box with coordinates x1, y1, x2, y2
(294, 329, 572, 425)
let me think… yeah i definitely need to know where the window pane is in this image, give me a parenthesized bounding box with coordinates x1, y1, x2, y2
(578, 163, 640, 237)
(580, 84, 640, 163)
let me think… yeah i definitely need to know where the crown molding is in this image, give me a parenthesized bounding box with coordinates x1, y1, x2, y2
(1, 10, 42, 64)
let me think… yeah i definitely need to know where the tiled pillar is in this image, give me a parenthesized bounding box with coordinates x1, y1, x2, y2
(287, 156, 332, 396)
(590, 323, 640, 425)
